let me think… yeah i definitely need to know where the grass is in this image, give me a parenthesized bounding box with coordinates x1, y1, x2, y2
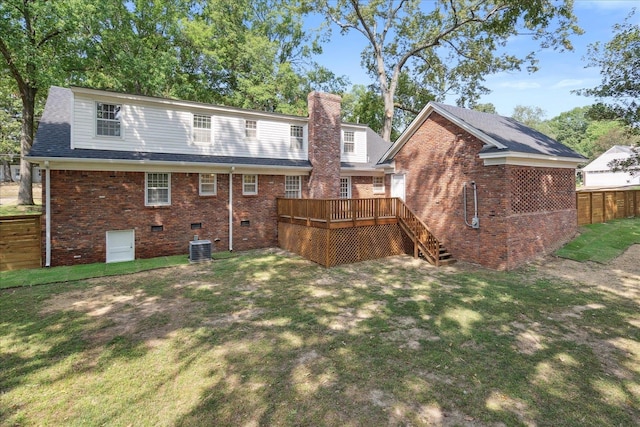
(0, 204, 42, 216)
(0, 255, 191, 289)
(1, 248, 638, 426)
(555, 218, 640, 263)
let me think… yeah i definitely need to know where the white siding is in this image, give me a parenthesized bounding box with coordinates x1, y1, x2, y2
(341, 128, 367, 163)
(72, 94, 307, 161)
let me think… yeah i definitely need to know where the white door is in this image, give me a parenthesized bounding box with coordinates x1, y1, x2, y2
(106, 230, 135, 263)
(340, 177, 352, 199)
(391, 174, 406, 201)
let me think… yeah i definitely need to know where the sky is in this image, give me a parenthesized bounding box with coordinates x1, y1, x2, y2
(313, 0, 638, 119)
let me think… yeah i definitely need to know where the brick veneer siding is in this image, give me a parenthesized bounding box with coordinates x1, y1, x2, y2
(351, 175, 390, 199)
(393, 113, 577, 270)
(47, 170, 308, 266)
(307, 92, 342, 198)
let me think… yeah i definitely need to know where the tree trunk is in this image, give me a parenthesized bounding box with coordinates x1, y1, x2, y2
(1, 159, 12, 182)
(17, 86, 36, 205)
(380, 90, 395, 142)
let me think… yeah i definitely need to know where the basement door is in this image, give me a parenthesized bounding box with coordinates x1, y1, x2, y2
(391, 174, 406, 201)
(106, 230, 135, 263)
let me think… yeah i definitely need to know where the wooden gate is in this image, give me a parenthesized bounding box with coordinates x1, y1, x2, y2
(0, 214, 42, 271)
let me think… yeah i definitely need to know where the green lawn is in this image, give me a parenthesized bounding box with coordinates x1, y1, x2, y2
(555, 218, 640, 263)
(1, 249, 638, 426)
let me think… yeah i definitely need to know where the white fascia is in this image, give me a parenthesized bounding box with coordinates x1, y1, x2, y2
(25, 156, 312, 175)
(479, 151, 584, 169)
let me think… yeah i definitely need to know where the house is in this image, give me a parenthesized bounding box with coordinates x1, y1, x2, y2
(380, 102, 585, 270)
(27, 86, 390, 267)
(29, 87, 584, 270)
(581, 145, 640, 188)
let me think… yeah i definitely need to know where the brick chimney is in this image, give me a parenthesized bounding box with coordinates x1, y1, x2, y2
(307, 91, 342, 199)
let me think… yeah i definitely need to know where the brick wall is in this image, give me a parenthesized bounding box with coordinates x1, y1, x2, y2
(393, 112, 577, 270)
(307, 91, 342, 198)
(47, 170, 308, 266)
(351, 175, 389, 199)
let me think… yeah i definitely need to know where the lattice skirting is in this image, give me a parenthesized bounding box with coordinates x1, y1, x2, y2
(278, 223, 409, 267)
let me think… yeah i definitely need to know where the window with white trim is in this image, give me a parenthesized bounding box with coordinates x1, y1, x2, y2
(96, 102, 122, 137)
(146, 173, 171, 206)
(284, 176, 301, 198)
(243, 174, 258, 195)
(193, 114, 211, 143)
(372, 176, 385, 194)
(340, 177, 351, 199)
(199, 173, 217, 195)
(245, 120, 257, 138)
(290, 125, 303, 150)
(343, 131, 355, 153)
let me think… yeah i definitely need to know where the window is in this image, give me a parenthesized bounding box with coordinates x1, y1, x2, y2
(290, 125, 303, 150)
(199, 173, 217, 195)
(373, 176, 385, 194)
(243, 174, 258, 195)
(96, 102, 122, 137)
(284, 176, 301, 198)
(193, 114, 211, 143)
(340, 177, 351, 199)
(343, 131, 355, 153)
(146, 173, 171, 206)
(245, 120, 257, 138)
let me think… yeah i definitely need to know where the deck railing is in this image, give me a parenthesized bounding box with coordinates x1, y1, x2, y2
(277, 197, 444, 265)
(277, 197, 398, 228)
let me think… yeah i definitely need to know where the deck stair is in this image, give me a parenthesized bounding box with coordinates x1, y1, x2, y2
(395, 200, 456, 266)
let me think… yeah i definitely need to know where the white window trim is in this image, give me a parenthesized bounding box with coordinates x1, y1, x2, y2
(199, 173, 217, 196)
(245, 119, 258, 140)
(343, 130, 355, 154)
(284, 175, 302, 198)
(372, 176, 385, 194)
(242, 174, 258, 195)
(290, 125, 304, 151)
(340, 177, 352, 199)
(145, 172, 171, 206)
(192, 114, 212, 144)
(95, 102, 123, 138)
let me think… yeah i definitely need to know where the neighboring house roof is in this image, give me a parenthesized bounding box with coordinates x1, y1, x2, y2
(380, 101, 585, 167)
(582, 145, 636, 172)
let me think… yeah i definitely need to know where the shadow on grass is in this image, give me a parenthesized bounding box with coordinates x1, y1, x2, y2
(1, 251, 638, 426)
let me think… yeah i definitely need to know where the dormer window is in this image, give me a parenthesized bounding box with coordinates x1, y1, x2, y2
(96, 102, 122, 137)
(193, 114, 211, 143)
(290, 125, 303, 151)
(245, 120, 257, 139)
(343, 131, 355, 153)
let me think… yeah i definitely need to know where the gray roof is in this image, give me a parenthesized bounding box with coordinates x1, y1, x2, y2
(341, 128, 392, 169)
(29, 86, 311, 169)
(432, 102, 585, 159)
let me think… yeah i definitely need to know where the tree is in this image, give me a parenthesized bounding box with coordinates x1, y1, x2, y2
(0, 0, 90, 204)
(312, 0, 582, 141)
(0, 78, 22, 182)
(473, 103, 497, 114)
(577, 10, 639, 172)
(511, 105, 548, 131)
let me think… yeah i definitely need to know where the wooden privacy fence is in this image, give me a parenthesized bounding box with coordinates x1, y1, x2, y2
(576, 188, 640, 225)
(0, 214, 42, 271)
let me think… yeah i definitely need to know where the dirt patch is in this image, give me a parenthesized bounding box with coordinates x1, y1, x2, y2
(0, 183, 42, 205)
(532, 244, 640, 304)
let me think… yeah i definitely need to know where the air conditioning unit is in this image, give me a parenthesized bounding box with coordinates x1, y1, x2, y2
(189, 240, 212, 262)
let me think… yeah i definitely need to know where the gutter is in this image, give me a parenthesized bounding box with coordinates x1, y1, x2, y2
(229, 167, 234, 252)
(44, 161, 51, 267)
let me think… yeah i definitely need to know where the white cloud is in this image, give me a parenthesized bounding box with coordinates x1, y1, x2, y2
(553, 79, 586, 88)
(498, 81, 542, 90)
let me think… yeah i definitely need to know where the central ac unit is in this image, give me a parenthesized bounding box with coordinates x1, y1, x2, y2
(189, 240, 212, 262)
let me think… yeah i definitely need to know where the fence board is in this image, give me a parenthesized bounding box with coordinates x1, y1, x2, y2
(577, 188, 639, 225)
(0, 214, 42, 271)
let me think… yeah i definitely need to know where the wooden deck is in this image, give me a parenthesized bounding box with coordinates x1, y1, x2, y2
(277, 198, 453, 267)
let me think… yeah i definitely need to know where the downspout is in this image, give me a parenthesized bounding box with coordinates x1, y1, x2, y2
(44, 161, 51, 267)
(229, 167, 234, 251)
